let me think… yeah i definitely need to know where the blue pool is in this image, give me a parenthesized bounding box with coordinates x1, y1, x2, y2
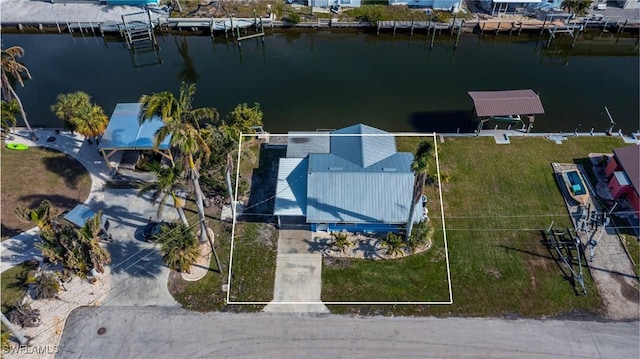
(566, 171, 587, 196)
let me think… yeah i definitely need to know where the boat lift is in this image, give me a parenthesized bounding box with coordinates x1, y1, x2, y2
(543, 222, 588, 295)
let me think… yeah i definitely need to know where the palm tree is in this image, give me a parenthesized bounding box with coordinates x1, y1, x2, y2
(380, 232, 407, 258)
(138, 160, 189, 225)
(51, 91, 91, 133)
(1, 46, 37, 141)
(51, 91, 108, 143)
(405, 140, 433, 241)
(561, 0, 591, 16)
(330, 232, 354, 253)
(139, 82, 219, 244)
(1, 99, 20, 137)
(76, 211, 111, 274)
(156, 223, 200, 273)
(75, 104, 108, 144)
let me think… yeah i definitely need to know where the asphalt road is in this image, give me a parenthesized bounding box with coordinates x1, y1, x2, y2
(58, 307, 639, 358)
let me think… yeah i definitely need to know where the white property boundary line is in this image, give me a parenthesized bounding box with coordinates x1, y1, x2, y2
(226, 132, 453, 305)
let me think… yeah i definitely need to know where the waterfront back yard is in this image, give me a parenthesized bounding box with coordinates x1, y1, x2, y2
(323, 136, 627, 317)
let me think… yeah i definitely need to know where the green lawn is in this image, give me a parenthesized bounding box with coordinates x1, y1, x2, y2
(323, 136, 623, 317)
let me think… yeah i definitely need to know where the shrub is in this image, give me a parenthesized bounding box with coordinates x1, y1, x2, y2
(9, 303, 41, 328)
(28, 272, 61, 300)
(330, 232, 354, 253)
(287, 12, 301, 24)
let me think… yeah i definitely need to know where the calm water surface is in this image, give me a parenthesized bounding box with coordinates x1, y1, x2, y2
(3, 30, 639, 133)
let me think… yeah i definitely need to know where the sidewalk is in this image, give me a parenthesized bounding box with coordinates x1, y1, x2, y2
(0, 0, 167, 24)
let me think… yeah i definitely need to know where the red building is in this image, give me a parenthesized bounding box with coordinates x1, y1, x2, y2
(605, 145, 640, 214)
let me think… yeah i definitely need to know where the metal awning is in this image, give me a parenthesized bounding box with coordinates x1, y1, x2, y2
(98, 103, 171, 151)
(64, 204, 107, 229)
(468, 89, 545, 117)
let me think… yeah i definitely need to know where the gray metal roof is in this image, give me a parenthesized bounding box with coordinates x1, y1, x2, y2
(98, 103, 171, 151)
(64, 204, 106, 228)
(306, 172, 423, 224)
(273, 158, 308, 216)
(331, 124, 397, 168)
(613, 145, 640, 191)
(468, 89, 545, 117)
(286, 131, 330, 158)
(309, 153, 413, 173)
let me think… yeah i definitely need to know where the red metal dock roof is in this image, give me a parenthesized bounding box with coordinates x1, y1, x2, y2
(468, 89, 545, 117)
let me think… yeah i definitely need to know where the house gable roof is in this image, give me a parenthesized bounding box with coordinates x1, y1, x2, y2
(331, 124, 397, 168)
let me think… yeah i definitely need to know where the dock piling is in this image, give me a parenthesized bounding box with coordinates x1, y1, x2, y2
(430, 24, 436, 48)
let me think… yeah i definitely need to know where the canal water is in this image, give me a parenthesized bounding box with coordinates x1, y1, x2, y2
(2, 30, 638, 133)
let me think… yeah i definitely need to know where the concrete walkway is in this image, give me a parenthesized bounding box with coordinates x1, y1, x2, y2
(0, 0, 167, 24)
(264, 224, 329, 313)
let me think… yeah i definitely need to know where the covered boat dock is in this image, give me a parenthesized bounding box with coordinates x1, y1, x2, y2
(468, 89, 545, 134)
(98, 103, 173, 169)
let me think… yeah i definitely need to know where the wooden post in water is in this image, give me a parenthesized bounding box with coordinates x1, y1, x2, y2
(377, 21, 380, 35)
(451, 14, 456, 36)
(56, 20, 61, 33)
(571, 26, 582, 48)
(261, 18, 265, 43)
(411, 20, 414, 36)
(618, 19, 628, 33)
(454, 20, 464, 48)
(495, 22, 500, 35)
(430, 24, 436, 48)
(518, 21, 523, 36)
(230, 15, 234, 37)
(254, 9, 258, 32)
(540, 17, 547, 35)
(89, 21, 96, 37)
(78, 21, 85, 35)
(509, 22, 514, 36)
(480, 21, 485, 35)
(393, 20, 396, 35)
(427, 13, 432, 35)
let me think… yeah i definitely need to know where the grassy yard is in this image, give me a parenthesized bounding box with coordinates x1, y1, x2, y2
(324, 136, 624, 317)
(1, 147, 91, 240)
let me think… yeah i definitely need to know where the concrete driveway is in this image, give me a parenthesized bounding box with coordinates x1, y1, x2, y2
(264, 223, 329, 313)
(97, 189, 179, 307)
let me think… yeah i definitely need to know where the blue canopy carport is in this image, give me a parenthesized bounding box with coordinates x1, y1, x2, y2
(98, 103, 173, 169)
(468, 89, 545, 134)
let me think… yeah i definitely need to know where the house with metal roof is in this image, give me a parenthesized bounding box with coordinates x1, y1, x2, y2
(274, 124, 424, 233)
(605, 145, 640, 214)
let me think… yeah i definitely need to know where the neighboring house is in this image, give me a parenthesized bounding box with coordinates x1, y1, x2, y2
(307, 0, 362, 8)
(273, 124, 424, 233)
(101, 0, 159, 5)
(482, 0, 564, 15)
(388, 0, 463, 11)
(605, 145, 640, 214)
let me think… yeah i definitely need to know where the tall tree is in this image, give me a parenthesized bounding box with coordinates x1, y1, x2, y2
(139, 82, 219, 244)
(1, 99, 20, 137)
(405, 140, 433, 241)
(138, 160, 189, 225)
(561, 0, 591, 16)
(1, 46, 37, 141)
(51, 91, 108, 143)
